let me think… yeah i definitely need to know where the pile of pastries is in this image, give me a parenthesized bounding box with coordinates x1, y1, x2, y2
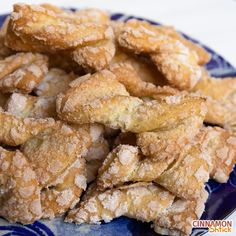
(0, 3, 236, 236)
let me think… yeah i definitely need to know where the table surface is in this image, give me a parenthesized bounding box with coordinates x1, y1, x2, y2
(1, 0, 236, 235)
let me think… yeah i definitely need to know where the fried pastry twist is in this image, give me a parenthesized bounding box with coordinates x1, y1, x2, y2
(8, 4, 113, 51)
(137, 115, 204, 162)
(66, 182, 175, 224)
(0, 147, 42, 224)
(5, 4, 115, 71)
(118, 19, 203, 90)
(72, 40, 116, 72)
(56, 70, 206, 133)
(155, 25, 211, 65)
(154, 190, 208, 236)
(110, 46, 167, 86)
(21, 123, 90, 187)
(0, 110, 55, 146)
(97, 144, 210, 200)
(197, 126, 236, 183)
(21, 123, 94, 218)
(41, 156, 87, 219)
(193, 76, 236, 133)
(0, 52, 48, 93)
(6, 93, 56, 118)
(110, 62, 178, 99)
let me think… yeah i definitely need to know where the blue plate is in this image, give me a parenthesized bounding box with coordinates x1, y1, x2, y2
(0, 11, 236, 236)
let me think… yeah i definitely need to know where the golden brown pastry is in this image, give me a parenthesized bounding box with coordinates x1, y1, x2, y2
(73, 40, 116, 72)
(155, 25, 211, 65)
(197, 126, 236, 183)
(21, 123, 91, 187)
(110, 61, 178, 99)
(137, 115, 204, 161)
(0, 52, 48, 93)
(5, 4, 114, 71)
(118, 19, 202, 90)
(0, 110, 55, 146)
(21, 123, 94, 218)
(41, 155, 87, 219)
(35, 68, 76, 96)
(0, 16, 13, 59)
(56, 70, 206, 133)
(0, 147, 42, 224)
(66, 182, 175, 224)
(193, 76, 236, 133)
(96, 144, 210, 200)
(154, 190, 208, 236)
(6, 93, 56, 118)
(110, 47, 167, 86)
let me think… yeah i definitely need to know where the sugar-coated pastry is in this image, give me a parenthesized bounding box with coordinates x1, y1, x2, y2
(0, 110, 55, 146)
(0, 147, 42, 224)
(193, 76, 236, 133)
(56, 70, 206, 133)
(73, 40, 116, 72)
(197, 126, 236, 183)
(96, 144, 210, 200)
(5, 4, 114, 71)
(0, 52, 48, 93)
(110, 62, 178, 99)
(66, 182, 175, 224)
(7, 4, 113, 51)
(41, 155, 87, 218)
(1, 3, 235, 234)
(6, 93, 56, 118)
(21, 123, 91, 187)
(154, 190, 208, 236)
(118, 19, 202, 90)
(20, 123, 96, 218)
(155, 25, 211, 65)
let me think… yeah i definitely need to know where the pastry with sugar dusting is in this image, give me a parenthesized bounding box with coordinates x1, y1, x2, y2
(5, 4, 114, 71)
(0, 110, 55, 146)
(197, 126, 236, 183)
(154, 190, 208, 236)
(0, 92, 9, 109)
(0, 3, 235, 234)
(0, 147, 42, 224)
(192, 76, 236, 133)
(137, 115, 205, 162)
(96, 144, 210, 200)
(0, 52, 48, 93)
(20, 122, 94, 218)
(110, 47, 168, 86)
(56, 69, 206, 133)
(110, 61, 178, 99)
(118, 19, 203, 90)
(6, 93, 56, 118)
(66, 182, 175, 224)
